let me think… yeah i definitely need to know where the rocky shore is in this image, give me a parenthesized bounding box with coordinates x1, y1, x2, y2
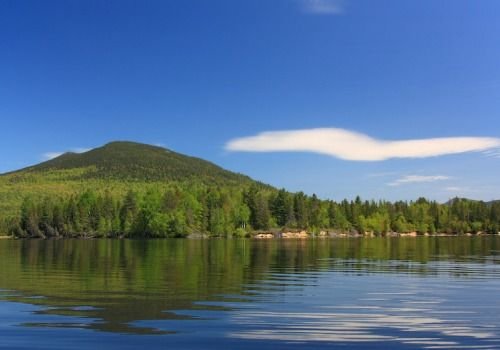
(251, 230, 498, 239)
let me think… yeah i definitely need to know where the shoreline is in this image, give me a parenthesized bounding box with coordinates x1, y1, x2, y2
(250, 229, 500, 239)
(2, 232, 499, 240)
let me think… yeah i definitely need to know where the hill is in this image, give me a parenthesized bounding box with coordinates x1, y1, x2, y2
(0, 141, 264, 232)
(5, 141, 252, 185)
(445, 197, 500, 206)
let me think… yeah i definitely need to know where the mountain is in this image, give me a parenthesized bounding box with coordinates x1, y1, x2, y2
(5, 141, 252, 185)
(0, 141, 265, 224)
(445, 197, 500, 206)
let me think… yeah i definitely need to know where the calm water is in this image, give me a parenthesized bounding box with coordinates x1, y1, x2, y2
(1, 237, 500, 349)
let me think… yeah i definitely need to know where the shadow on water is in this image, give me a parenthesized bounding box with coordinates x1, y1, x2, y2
(1, 236, 500, 348)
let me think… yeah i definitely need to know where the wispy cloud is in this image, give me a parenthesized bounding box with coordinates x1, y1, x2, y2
(301, 0, 344, 15)
(42, 152, 64, 160)
(42, 147, 91, 160)
(225, 128, 500, 161)
(483, 149, 500, 158)
(366, 172, 399, 178)
(444, 186, 466, 192)
(72, 147, 91, 153)
(387, 175, 450, 187)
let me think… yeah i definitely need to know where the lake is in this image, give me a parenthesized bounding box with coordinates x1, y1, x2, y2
(1, 237, 499, 349)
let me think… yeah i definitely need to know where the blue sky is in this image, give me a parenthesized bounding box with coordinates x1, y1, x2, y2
(1, 0, 499, 202)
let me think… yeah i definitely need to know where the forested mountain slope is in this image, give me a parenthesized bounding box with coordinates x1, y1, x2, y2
(1, 141, 499, 238)
(6, 141, 253, 184)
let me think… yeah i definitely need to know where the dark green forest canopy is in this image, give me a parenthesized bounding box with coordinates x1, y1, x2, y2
(1, 141, 499, 238)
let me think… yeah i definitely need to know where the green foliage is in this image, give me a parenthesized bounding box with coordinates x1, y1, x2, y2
(4, 187, 500, 238)
(0, 142, 499, 237)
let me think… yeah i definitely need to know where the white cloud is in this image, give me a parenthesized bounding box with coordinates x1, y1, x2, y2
(42, 152, 64, 160)
(225, 128, 500, 161)
(444, 186, 465, 192)
(366, 172, 399, 178)
(42, 147, 90, 160)
(483, 149, 500, 158)
(387, 175, 450, 187)
(301, 0, 344, 15)
(72, 147, 91, 153)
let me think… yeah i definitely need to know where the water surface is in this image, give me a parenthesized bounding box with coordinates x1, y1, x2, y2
(1, 237, 499, 349)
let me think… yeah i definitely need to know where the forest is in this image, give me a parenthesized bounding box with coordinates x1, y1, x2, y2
(1, 142, 499, 238)
(5, 184, 500, 238)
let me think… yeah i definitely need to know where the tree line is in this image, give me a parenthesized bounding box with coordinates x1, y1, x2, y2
(6, 185, 500, 238)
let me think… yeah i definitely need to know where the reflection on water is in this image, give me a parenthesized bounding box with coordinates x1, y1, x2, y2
(0, 237, 499, 349)
(229, 276, 499, 348)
